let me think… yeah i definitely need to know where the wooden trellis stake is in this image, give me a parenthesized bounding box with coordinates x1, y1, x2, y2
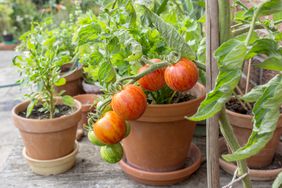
(206, 0, 220, 187)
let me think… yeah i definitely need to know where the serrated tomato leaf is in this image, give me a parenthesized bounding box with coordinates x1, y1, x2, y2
(142, 5, 196, 60)
(188, 40, 247, 121)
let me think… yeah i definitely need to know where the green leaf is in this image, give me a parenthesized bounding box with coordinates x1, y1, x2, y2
(98, 61, 116, 84)
(223, 74, 282, 161)
(114, 30, 143, 61)
(26, 99, 38, 118)
(189, 40, 247, 121)
(258, 0, 282, 16)
(142, 5, 196, 60)
(54, 78, 66, 86)
(255, 56, 282, 71)
(62, 95, 75, 107)
(273, 171, 282, 188)
(125, 0, 137, 27)
(156, 0, 169, 15)
(241, 85, 267, 103)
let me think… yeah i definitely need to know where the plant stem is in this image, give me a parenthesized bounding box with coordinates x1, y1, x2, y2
(218, 0, 252, 187)
(219, 110, 251, 188)
(245, 59, 252, 94)
(168, 91, 177, 104)
(245, 2, 265, 46)
(235, 86, 252, 109)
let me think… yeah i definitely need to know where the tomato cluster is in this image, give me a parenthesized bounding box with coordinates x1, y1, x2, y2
(88, 57, 198, 163)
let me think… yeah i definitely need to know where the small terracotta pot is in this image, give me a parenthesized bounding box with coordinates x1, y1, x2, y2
(55, 64, 84, 96)
(12, 98, 82, 160)
(82, 80, 102, 94)
(73, 94, 98, 140)
(122, 83, 205, 172)
(23, 141, 79, 176)
(226, 110, 282, 169)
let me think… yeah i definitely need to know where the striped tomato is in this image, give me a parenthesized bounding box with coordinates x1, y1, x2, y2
(164, 58, 198, 92)
(138, 59, 165, 91)
(111, 84, 147, 120)
(93, 111, 126, 145)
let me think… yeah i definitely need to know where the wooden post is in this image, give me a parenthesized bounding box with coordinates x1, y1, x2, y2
(206, 0, 220, 187)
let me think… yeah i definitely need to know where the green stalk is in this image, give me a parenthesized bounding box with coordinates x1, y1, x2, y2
(245, 2, 265, 46)
(218, 0, 252, 187)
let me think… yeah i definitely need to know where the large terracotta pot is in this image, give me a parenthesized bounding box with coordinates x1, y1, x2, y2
(12, 98, 82, 160)
(55, 64, 84, 96)
(226, 110, 282, 169)
(122, 83, 205, 172)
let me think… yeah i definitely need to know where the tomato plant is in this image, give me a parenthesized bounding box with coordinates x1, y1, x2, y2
(111, 84, 147, 120)
(93, 111, 126, 145)
(164, 58, 198, 92)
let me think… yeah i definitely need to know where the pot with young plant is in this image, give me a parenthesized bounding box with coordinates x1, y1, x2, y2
(12, 24, 82, 176)
(51, 17, 84, 96)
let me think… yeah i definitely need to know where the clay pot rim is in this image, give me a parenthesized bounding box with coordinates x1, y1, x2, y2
(61, 63, 83, 81)
(145, 83, 206, 109)
(119, 143, 201, 182)
(12, 97, 82, 123)
(226, 109, 282, 128)
(73, 94, 98, 112)
(218, 137, 282, 181)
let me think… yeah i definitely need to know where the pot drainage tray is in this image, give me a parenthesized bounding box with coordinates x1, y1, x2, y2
(219, 138, 282, 181)
(23, 141, 79, 176)
(119, 143, 202, 186)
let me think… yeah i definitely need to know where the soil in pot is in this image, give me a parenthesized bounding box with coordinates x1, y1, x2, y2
(55, 63, 84, 96)
(12, 98, 82, 160)
(225, 98, 282, 169)
(122, 83, 205, 173)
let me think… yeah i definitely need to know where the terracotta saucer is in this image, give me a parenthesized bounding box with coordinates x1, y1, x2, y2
(23, 141, 79, 176)
(119, 143, 202, 186)
(219, 138, 282, 181)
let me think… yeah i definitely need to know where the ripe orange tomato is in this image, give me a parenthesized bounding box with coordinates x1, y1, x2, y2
(164, 58, 198, 92)
(111, 84, 147, 120)
(138, 59, 166, 91)
(93, 111, 126, 145)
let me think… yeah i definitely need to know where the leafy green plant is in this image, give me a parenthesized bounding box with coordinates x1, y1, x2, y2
(74, 0, 205, 104)
(10, 0, 39, 38)
(13, 22, 75, 119)
(0, 1, 14, 35)
(189, 0, 282, 172)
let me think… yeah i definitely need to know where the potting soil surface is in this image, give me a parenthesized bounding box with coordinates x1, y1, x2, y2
(0, 51, 274, 188)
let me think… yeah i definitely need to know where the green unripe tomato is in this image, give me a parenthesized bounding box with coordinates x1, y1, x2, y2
(88, 131, 105, 146)
(100, 143, 123, 164)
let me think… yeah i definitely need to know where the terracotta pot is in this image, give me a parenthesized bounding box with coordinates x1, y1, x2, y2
(23, 141, 79, 176)
(12, 98, 82, 160)
(82, 80, 102, 94)
(226, 110, 282, 169)
(219, 138, 282, 181)
(55, 64, 84, 96)
(122, 83, 205, 172)
(73, 94, 98, 140)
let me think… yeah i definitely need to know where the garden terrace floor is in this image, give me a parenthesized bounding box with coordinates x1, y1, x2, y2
(0, 51, 273, 188)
